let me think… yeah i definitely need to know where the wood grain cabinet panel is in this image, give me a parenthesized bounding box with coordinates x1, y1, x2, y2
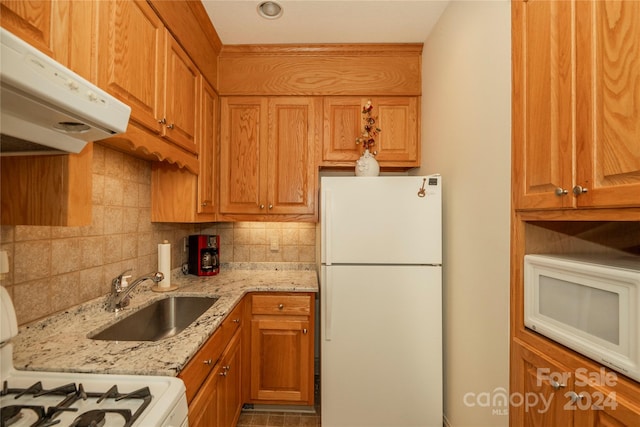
(219, 97, 319, 219)
(249, 293, 314, 405)
(512, 0, 640, 210)
(322, 97, 419, 168)
(151, 77, 218, 222)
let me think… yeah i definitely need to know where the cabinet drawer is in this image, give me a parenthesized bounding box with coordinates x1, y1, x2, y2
(179, 301, 244, 403)
(251, 294, 311, 316)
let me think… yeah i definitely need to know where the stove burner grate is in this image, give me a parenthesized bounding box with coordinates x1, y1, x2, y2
(1, 381, 153, 427)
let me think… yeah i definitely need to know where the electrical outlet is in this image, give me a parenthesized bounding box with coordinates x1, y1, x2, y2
(270, 236, 279, 252)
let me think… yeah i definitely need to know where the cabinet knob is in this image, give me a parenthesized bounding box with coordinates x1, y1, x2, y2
(572, 185, 588, 196)
(549, 380, 565, 390)
(158, 118, 167, 125)
(201, 202, 207, 207)
(233, 318, 240, 323)
(223, 365, 231, 371)
(167, 123, 174, 130)
(278, 304, 284, 310)
(268, 204, 273, 209)
(219, 371, 227, 377)
(203, 359, 212, 365)
(567, 391, 584, 404)
(260, 204, 265, 209)
(554, 187, 568, 196)
(303, 328, 308, 334)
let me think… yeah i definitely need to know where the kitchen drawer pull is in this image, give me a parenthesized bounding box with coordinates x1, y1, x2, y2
(223, 365, 231, 371)
(549, 380, 565, 390)
(233, 318, 240, 323)
(219, 371, 227, 377)
(167, 123, 174, 130)
(278, 304, 284, 310)
(303, 328, 308, 334)
(203, 359, 213, 365)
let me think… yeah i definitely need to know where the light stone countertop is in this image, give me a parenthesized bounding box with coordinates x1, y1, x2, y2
(11, 264, 318, 377)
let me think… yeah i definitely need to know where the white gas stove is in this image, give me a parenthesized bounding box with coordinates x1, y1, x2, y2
(0, 286, 189, 427)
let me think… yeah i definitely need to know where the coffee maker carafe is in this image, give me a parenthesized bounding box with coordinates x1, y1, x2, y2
(188, 235, 220, 276)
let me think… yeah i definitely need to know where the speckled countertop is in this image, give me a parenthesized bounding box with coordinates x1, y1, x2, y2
(11, 263, 318, 377)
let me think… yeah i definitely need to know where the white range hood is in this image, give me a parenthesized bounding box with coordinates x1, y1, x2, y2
(0, 28, 131, 155)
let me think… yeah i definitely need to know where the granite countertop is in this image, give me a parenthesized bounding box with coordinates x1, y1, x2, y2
(11, 264, 318, 377)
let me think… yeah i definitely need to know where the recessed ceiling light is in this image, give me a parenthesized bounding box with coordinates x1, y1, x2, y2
(257, 1, 283, 19)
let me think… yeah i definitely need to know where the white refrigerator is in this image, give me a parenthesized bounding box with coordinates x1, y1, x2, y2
(320, 175, 443, 427)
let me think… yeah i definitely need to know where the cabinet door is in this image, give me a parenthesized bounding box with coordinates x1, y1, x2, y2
(218, 331, 243, 427)
(198, 78, 218, 216)
(250, 318, 311, 403)
(164, 31, 200, 154)
(322, 97, 363, 163)
(512, 0, 574, 210)
(98, 0, 165, 134)
(219, 97, 268, 214)
(573, 382, 640, 427)
(188, 365, 220, 427)
(511, 342, 575, 426)
(0, 0, 53, 56)
(322, 97, 420, 167)
(267, 97, 318, 215)
(574, 0, 640, 208)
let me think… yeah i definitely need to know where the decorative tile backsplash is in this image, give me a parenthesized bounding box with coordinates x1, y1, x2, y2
(0, 144, 316, 325)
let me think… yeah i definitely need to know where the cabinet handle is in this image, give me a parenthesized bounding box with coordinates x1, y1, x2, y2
(233, 318, 240, 323)
(567, 391, 584, 404)
(555, 187, 568, 196)
(224, 365, 231, 371)
(549, 380, 565, 390)
(268, 204, 273, 209)
(219, 371, 227, 377)
(158, 118, 167, 125)
(203, 359, 212, 365)
(572, 185, 588, 196)
(303, 328, 308, 334)
(201, 202, 207, 207)
(278, 304, 284, 310)
(260, 204, 265, 209)
(167, 123, 174, 130)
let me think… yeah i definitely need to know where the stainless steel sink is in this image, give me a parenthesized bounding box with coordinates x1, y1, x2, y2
(90, 296, 218, 341)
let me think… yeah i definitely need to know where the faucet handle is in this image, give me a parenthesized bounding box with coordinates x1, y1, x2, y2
(112, 269, 133, 290)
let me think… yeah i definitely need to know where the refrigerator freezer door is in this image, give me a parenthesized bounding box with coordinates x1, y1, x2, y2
(321, 176, 441, 265)
(320, 264, 442, 427)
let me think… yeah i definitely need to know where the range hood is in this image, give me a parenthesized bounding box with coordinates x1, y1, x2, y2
(0, 28, 131, 156)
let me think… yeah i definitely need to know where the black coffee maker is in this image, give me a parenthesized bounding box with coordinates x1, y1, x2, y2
(188, 235, 220, 276)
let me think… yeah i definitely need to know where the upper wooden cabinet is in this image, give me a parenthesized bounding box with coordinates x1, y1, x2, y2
(512, 0, 640, 210)
(97, 0, 200, 169)
(322, 97, 420, 168)
(151, 77, 218, 223)
(219, 97, 320, 220)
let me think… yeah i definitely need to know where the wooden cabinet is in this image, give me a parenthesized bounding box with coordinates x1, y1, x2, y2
(219, 97, 319, 220)
(512, 0, 640, 210)
(510, 2, 640, 426)
(322, 96, 420, 168)
(179, 301, 243, 427)
(512, 340, 576, 426)
(512, 339, 640, 427)
(97, 0, 200, 163)
(151, 77, 218, 222)
(0, 1, 96, 226)
(249, 293, 314, 405)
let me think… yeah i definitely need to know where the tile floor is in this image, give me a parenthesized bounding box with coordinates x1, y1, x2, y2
(236, 374, 321, 426)
(236, 411, 320, 427)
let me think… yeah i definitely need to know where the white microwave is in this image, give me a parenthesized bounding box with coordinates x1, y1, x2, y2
(524, 254, 640, 382)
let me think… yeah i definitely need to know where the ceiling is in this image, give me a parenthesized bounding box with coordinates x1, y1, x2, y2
(202, 1, 450, 45)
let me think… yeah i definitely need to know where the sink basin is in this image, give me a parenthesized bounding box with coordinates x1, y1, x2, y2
(90, 296, 218, 341)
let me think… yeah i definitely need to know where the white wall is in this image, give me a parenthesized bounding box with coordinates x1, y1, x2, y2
(413, 2, 511, 426)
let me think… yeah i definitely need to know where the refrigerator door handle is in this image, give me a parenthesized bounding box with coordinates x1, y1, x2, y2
(324, 268, 333, 341)
(324, 188, 332, 266)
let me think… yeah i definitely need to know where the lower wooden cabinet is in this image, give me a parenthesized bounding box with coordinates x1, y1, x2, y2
(179, 292, 316, 425)
(249, 293, 315, 405)
(511, 339, 640, 427)
(179, 301, 244, 427)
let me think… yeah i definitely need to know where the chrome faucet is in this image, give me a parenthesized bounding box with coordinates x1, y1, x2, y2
(106, 270, 164, 312)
